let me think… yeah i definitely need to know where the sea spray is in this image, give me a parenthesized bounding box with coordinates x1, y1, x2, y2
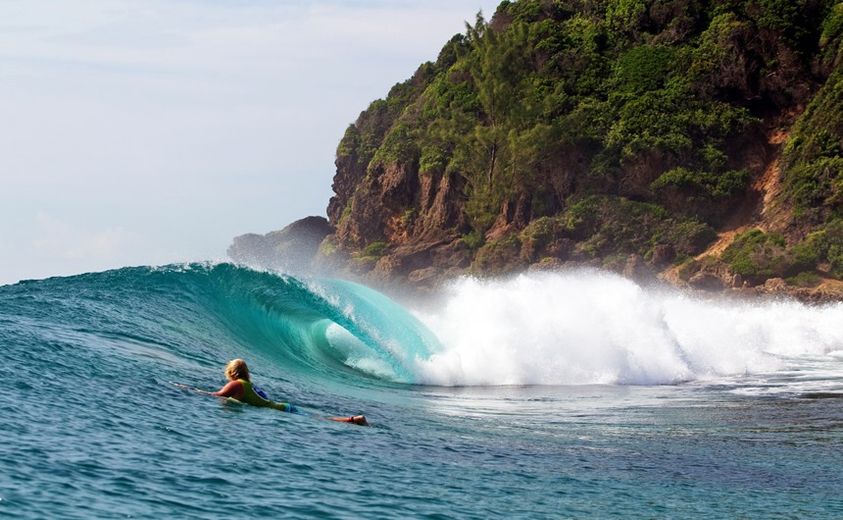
(412, 270, 843, 386)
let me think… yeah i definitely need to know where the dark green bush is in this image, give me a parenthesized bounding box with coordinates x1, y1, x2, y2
(472, 234, 524, 273)
(793, 218, 843, 278)
(651, 167, 750, 199)
(821, 2, 843, 46)
(783, 70, 843, 217)
(613, 45, 676, 94)
(552, 196, 715, 260)
(460, 230, 486, 250)
(361, 241, 388, 258)
(721, 229, 813, 282)
(787, 271, 823, 287)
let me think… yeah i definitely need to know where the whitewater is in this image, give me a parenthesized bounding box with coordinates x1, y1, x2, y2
(2, 263, 842, 518)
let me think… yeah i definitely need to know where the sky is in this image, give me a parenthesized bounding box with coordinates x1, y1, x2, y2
(0, 0, 499, 285)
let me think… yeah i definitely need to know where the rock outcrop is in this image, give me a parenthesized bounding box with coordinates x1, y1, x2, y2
(227, 216, 332, 273)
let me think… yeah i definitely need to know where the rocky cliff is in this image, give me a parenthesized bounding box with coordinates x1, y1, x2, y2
(314, 0, 843, 300)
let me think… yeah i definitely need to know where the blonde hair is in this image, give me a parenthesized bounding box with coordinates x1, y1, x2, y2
(225, 359, 250, 381)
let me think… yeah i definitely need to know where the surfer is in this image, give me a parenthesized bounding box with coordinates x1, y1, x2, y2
(211, 359, 368, 426)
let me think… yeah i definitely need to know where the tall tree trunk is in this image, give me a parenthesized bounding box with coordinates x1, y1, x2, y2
(487, 141, 498, 185)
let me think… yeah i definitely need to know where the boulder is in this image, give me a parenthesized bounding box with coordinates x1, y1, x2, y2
(688, 271, 726, 291)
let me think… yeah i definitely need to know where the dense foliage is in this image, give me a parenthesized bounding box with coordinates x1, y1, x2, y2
(330, 0, 843, 285)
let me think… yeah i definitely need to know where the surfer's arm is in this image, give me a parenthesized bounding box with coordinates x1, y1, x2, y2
(212, 380, 244, 399)
(329, 415, 368, 426)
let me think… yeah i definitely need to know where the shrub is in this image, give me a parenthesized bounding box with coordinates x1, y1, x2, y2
(361, 241, 388, 258)
(460, 230, 485, 250)
(720, 229, 811, 283)
(557, 196, 715, 260)
(472, 234, 524, 273)
(651, 167, 750, 199)
(613, 45, 676, 94)
(783, 71, 843, 216)
(787, 271, 822, 287)
(793, 219, 843, 278)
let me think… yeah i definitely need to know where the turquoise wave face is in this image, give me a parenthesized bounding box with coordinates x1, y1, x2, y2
(0, 263, 440, 386)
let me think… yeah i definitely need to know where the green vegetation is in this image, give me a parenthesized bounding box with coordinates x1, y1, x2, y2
(718, 221, 842, 284)
(518, 196, 715, 263)
(564, 196, 715, 260)
(369, 125, 419, 171)
(472, 234, 524, 273)
(361, 241, 388, 258)
(460, 230, 485, 250)
(787, 271, 823, 287)
(330, 0, 843, 285)
(651, 167, 750, 199)
(318, 236, 338, 257)
(821, 3, 843, 46)
(721, 229, 812, 283)
(793, 219, 843, 277)
(783, 70, 843, 221)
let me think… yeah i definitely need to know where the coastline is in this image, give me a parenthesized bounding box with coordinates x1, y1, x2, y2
(229, 217, 843, 304)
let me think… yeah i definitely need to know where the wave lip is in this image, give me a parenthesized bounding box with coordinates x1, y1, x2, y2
(412, 271, 843, 387)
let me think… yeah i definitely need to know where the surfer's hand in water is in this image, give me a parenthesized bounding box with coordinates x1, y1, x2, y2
(329, 415, 368, 426)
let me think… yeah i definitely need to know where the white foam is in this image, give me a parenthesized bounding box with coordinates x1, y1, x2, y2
(411, 270, 843, 386)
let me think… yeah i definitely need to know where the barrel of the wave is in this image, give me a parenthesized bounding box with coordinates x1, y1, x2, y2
(195, 264, 441, 384)
(316, 279, 443, 382)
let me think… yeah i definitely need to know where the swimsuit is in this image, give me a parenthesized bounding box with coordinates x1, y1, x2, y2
(236, 379, 296, 413)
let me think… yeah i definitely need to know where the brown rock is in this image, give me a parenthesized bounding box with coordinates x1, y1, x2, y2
(408, 267, 439, 284)
(546, 239, 574, 260)
(349, 256, 378, 274)
(529, 257, 565, 271)
(431, 240, 472, 269)
(688, 272, 725, 291)
(416, 172, 467, 240)
(373, 255, 403, 280)
(763, 277, 788, 293)
(650, 244, 675, 266)
(624, 254, 653, 281)
(227, 216, 333, 272)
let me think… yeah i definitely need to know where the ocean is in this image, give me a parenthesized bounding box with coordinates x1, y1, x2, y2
(2, 263, 842, 518)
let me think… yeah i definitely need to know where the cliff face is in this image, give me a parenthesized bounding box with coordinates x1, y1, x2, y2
(321, 0, 843, 299)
